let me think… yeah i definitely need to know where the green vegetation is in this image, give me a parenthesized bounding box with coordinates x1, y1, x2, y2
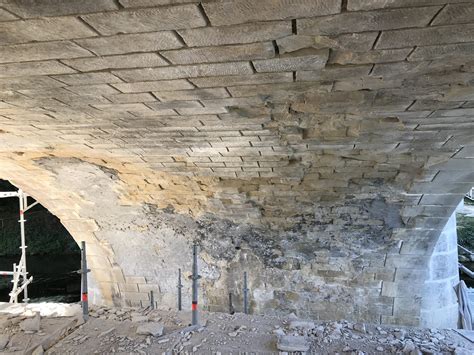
(0, 210, 79, 256)
(457, 214, 474, 252)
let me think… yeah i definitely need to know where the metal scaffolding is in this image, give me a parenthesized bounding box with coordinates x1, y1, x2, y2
(0, 189, 37, 303)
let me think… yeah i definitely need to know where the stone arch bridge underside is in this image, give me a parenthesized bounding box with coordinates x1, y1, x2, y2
(0, 0, 473, 328)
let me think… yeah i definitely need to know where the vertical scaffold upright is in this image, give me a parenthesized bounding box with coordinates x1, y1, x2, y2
(0, 189, 37, 303)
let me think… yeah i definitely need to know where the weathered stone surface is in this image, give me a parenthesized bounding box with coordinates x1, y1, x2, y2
(62, 53, 169, 72)
(0, 0, 471, 332)
(329, 48, 411, 65)
(298, 7, 440, 36)
(0, 60, 76, 78)
(82, 4, 206, 35)
(112, 80, 194, 93)
(432, 3, 474, 26)
(1, 0, 118, 18)
(409, 43, 474, 62)
(296, 30, 379, 52)
(0, 17, 97, 45)
(0, 41, 91, 64)
(202, 0, 340, 26)
(178, 21, 291, 47)
(277, 335, 310, 352)
(136, 322, 164, 337)
(75, 32, 183, 56)
(296, 65, 371, 81)
(107, 93, 157, 103)
(153, 88, 229, 101)
(20, 313, 41, 333)
(347, 0, 466, 11)
(113, 62, 253, 81)
(52, 73, 122, 85)
(253, 50, 329, 73)
(190, 73, 293, 88)
(161, 42, 275, 65)
(376, 24, 474, 49)
(0, 9, 18, 21)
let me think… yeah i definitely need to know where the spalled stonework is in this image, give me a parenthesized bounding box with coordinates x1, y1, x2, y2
(0, 0, 473, 328)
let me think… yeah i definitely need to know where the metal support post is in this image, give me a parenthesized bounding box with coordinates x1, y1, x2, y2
(150, 290, 155, 309)
(80, 241, 90, 321)
(177, 268, 183, 311)
(243, 271, 249, 314)
(228, 292, 234, 314)
(191, 242, 200, 326)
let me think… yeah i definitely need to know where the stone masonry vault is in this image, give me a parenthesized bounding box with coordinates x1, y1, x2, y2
(0, 0, 474, 328)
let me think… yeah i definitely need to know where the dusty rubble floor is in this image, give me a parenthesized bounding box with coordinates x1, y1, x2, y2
(0, 304, 472, 354)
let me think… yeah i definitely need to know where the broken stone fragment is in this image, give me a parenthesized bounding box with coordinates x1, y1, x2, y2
(0, 334, 9, 350)
(277, 335, 310, 352)
(289, 320, 316, 331)
(131, 315, 149, 323)
(20, 312, 40, 333)
(353, 323, 366, 333)
(136, 322, 164, 337)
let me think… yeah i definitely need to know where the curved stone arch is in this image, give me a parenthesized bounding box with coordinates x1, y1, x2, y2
(0, 159, 124, 306)
(395, 147, 474, 328)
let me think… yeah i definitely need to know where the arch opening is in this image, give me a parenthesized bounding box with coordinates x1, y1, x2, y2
(0, 179, 81, 303)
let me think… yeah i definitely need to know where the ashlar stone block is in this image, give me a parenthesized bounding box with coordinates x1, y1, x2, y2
(179, 21, 292, 47)
(253, 50, 329, 73)
(298, 7, 440, 36)
(161, 42, 275, 65)
(82, 4, 206, 35)
(0, 41, 92, 64)
(113, 62, 253, 82)
(202, 0, 341, 26)
(76, 32, 183, 56)
(62, 53, 169, 72)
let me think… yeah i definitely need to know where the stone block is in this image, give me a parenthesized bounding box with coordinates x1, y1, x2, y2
(298, 7, 439, 36)
(0, 17, 97, 45)
(161, 42, 275, 64)
(394, 296, 423, 317)
(432, 3, 474, 26)
(147, 100, 202, 110)
(76, 32, 182, 56)
(190, 72, 293, 88)
(179, 21, 291, 47)
(410, 42, 474, 62)
(0, 9, 18, 21)
(119, 0, 199, 6)
(118, 283, 139, 292)
(52, 73, 122, 85)
(66, 84, 120, 96)
(113, 62, 253, 81)
(253, 50, 329, 73)
(0, 41, 92, 64)
(202, 0, 341, 26)
(82, 4, 206, 35)
(62, 53, 168, 72)
(296, 65, 371, 81)
(153, 88, 229, 101)
(395, 268, 428, 282)
(329, 48, 411, 65)
(112, 79, 194, 93)
(107, 93, 157, 103)
(176, 106, 227, 115)
(385, 255, 430, 269)
(376, 24, 474, 49)
(94, 103, 152, 112)
(296, 28, 379, 52)
(429, 252, 459, 280)
(2, 0, 118, 18)
(347, 0, 465, 11)
(0, 60, 76, 78)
